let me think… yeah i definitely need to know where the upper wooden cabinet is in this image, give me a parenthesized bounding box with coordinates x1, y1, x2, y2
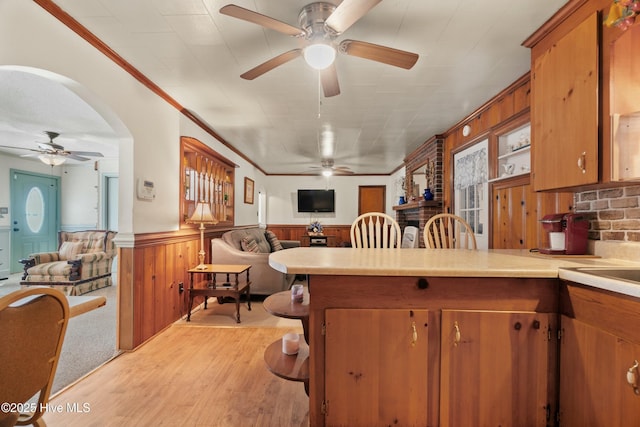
(180, 136, 235, 227)
(609, 23, 640, 182)
(530, 12, 599, 191)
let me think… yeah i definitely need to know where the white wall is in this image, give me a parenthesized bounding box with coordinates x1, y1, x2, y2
(264, 174, 401, 226)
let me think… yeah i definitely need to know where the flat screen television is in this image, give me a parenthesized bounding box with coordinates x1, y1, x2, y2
(297, 189, 335, 213)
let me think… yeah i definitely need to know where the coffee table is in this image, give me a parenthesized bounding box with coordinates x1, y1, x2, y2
(186, 264, 251, 323)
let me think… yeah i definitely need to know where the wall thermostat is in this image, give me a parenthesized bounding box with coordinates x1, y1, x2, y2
(137, 179, 156, 200)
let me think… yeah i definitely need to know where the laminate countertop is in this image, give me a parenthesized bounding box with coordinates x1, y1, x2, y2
(269, 247, 640, 297)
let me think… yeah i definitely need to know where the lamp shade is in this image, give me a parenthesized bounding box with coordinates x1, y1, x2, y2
(303, 43, 336, 70)
(38, 153, 66, 166)
(187, 202, 217, 224)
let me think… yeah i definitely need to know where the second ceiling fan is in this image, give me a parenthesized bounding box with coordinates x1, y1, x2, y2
(220, 0, 419, 97)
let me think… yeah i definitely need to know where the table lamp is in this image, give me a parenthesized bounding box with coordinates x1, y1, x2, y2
(186, 201, 218, 269)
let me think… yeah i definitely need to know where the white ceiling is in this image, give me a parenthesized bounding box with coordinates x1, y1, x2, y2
(0, 0, 567, 173)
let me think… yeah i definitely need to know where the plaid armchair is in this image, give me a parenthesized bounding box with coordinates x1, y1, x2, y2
(20, 230, 117, 296)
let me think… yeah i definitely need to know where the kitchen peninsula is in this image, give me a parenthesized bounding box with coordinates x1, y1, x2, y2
(269, 247, 640, 427)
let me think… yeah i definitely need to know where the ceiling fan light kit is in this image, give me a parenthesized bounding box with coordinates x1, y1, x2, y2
(38, 153, 66, 166)
(304, 43, 336, 70)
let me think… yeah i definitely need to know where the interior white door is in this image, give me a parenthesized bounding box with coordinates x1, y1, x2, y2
(453, 139, 488, 249)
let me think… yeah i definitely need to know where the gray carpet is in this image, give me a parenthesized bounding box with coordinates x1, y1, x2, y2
(0, 273, 118, 394)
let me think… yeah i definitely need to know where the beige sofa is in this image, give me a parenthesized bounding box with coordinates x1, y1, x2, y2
(20, 230, 117, 296)
(211, 228, 299, 295)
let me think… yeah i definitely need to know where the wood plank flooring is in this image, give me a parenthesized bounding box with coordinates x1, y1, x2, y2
(43, 325, 309, 426)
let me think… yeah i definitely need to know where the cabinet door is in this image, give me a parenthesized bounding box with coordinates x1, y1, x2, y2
(531, 12, 599, 191)
(559, 316, 640, 427)
(324, 308, 430, 427)
(440, 310, 557, 427)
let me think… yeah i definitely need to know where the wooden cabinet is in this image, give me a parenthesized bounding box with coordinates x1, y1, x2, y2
(609, 23, 640, 182)
(559, 281, 640, 426)
(308, 275, 558, 426)
(440, 310, 557, 427)
(491, 178, 574, 250)
(324, 308, 430, 427)
(559, 316, 640, 426)
(530, 12, 599, 191)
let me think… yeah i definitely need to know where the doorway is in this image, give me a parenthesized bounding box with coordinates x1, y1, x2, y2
(9, 169, 60, 273)
(102, 174, 119, 231)
(358, 185, 386, 216)
(453, 139, 489, 249)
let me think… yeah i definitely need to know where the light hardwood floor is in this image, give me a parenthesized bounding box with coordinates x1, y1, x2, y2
(44, 324, 309, 426)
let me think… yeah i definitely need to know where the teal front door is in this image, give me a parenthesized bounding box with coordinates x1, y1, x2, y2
(10, 169, 60, 273)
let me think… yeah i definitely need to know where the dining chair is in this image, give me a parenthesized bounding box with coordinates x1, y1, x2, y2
(424, 213, 477, 249)
(401, 225, 419, 248)
(0, 288, 70, 427)
(350, 212, 402, 248)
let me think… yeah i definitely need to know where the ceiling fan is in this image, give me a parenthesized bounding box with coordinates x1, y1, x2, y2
(0, 131, 104, 165)
(309, 159, 354, 176)
(220, 1, 419, 97)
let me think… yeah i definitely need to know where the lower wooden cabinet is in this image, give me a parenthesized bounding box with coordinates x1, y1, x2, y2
(308, 275, 559, 426)
(324, 309, 430, 426)
(559, 316, 640, 426)
(557, 278, 640, 427)
(440, 310, 557, 427)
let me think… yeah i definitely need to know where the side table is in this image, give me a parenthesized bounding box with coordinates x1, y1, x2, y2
(263, 289, 309, 395)
(187, 264, 251, 323)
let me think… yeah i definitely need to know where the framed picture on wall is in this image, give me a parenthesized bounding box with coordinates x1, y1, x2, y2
(244, 177, 254, 204)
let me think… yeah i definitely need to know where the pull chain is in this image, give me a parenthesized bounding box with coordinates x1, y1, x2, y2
(317, 72, 322, 119)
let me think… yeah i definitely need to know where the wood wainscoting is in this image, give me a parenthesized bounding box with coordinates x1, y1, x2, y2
(117, 225, 350, 350)
(117, 227, 230, 350)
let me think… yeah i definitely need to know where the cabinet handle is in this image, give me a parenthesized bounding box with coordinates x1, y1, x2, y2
(453, 321, 461, 347)
(577, 151, 587, 174)
(627, 360, 640, 395)
(411, 321, 418, 347)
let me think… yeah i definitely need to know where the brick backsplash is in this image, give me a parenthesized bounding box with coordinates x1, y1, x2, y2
(574, 184, 640, 242)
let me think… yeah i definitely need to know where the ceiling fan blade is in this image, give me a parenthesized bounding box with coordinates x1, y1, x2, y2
(320, 64, 340, 98)
(68, 151, 104, 157)
(241, 49, 302, 80)
(66, 154, 91, 161)
(339, 39, 419, 69)
(325, 0, 381, 35)
(0, 145, 39, 152)
(220, 5, 305, 37)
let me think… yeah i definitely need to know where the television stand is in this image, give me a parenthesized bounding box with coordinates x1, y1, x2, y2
(300, 234, 336, 247)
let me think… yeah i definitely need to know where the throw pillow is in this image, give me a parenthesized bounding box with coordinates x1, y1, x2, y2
(58, 241, 84, 260)
(265, 230, 284, 252)
(240, 236, 260, 253)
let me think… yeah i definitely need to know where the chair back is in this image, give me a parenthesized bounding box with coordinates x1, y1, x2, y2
(424, 213, 477, 249)
(350, 212, 401, 248)
(401, 226, 419, 248)
(0, 288, 69, 426)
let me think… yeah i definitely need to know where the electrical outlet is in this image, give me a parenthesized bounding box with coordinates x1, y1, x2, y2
(178, 282, 184, 293)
